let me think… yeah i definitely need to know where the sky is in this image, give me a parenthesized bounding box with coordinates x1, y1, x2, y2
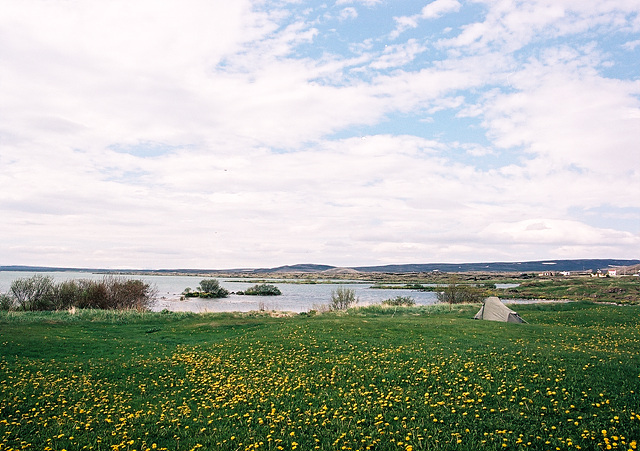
(1, 0, 639, 270)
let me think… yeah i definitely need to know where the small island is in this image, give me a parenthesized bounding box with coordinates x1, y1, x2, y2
(237, 283, 282, 296)
(182, 279, 229, 299)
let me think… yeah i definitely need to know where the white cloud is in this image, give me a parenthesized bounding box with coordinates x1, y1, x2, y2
(338, 7, 358, 21)
(370, 39, 426, 69)
(479, 219, 639, 247)
(1, 0, 639, 268)
(440, 0, 640, 53)
(391, 0, 461, 39)
(335, 0, 381, 6)
(421, 0, 463, 19)
(478, 53, 640, 179)
(623, 39, 640, 50)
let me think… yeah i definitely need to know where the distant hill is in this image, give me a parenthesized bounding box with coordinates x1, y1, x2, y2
(1, 259, 638, 274)
(252, 264, 335, 273)
(0, 265, 92, 273)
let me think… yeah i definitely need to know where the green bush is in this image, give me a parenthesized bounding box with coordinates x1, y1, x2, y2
(381, 295, 416, 306)
(244, 284, 282, 296)
(77, 279, 109, 308)
(436, 277, 484, 308)
(53, 280, 83, 310)
(182, 279, 229, 298)
(330, 287, 358, 311)
(0, 294, 15, 311)
(198, 279, 229, 298)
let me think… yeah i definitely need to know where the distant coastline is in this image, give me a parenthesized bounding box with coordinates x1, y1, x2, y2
(1, 259, 638, 276)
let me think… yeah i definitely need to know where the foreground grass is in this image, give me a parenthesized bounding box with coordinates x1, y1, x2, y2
(0, 303, 639, 451)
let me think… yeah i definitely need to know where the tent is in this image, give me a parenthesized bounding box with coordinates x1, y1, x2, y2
(474, 297, 526, 323)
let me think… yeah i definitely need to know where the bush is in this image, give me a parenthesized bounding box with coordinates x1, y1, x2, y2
(53, 280, 83, 310)
(382, 295, 416, 306)
(244, 284, 282, 296)
(10, 275, 56, 311)
(0, 294, 15, 311)
(106, 277, 156, 310)
(330, 287, 358, 311)
(1, 275, 156, 311)
(436, 277, 484, 309)
(195, 279, 229, 298)
(77, 279, 109, 309)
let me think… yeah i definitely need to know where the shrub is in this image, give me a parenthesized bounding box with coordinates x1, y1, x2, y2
(436, 277, 484, 309)
(53, 280, 83, 310)
(0, 294, 15, 311)
(196, 279, 229, 298)
(76, 279, 109, 309)
(10, 275, 56, 311)
(244, 284, 282, 296)
(382, 295, 416, 306)
(330, 287, 358, 311)
(105, 277, 156, 310)
(2, 275, 156, 311)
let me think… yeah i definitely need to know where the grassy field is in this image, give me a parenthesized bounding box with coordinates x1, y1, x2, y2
(364, 274, 640, 305)
(500, 277, 640, 304)
(1, 303, 639, 451)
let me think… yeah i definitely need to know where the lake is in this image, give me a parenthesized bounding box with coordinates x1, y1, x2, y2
(0, 271, 440, 313)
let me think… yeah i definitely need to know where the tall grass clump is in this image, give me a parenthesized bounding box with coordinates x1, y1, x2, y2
(0, 275, 156, 311)
(381, 295, 415, 306)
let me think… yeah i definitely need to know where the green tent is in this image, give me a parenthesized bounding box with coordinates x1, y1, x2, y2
(474, 297, 526, 323)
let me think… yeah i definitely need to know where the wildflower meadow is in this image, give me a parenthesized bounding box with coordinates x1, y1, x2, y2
(0, 302, 638, 450)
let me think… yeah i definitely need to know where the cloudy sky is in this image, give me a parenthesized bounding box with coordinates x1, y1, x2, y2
(1, 0, 639, 269)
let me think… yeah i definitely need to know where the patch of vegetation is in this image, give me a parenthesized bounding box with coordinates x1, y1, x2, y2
(381, 295, 416, 306)
(371, 283, 431, 290)
(0, 274, 156, 311)
(501, 276, 640, 304)
(226, 279, 365, 285)
(0, 303, 638, 450)
(183, 279, 229, 299)
(329, 287, 359, 310)
(436, 276, 486, 309)
(241, 284, 282, 296)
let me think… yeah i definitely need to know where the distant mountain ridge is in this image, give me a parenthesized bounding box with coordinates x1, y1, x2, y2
(1, 259, 638, 274)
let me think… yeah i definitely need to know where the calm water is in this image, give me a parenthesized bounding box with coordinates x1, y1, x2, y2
(0, 271, 440, 313)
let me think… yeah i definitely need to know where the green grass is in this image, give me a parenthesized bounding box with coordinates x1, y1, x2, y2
(1, 304, 639, 451)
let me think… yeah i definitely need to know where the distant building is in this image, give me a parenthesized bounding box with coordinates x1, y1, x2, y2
(593, 268, 618, 277)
